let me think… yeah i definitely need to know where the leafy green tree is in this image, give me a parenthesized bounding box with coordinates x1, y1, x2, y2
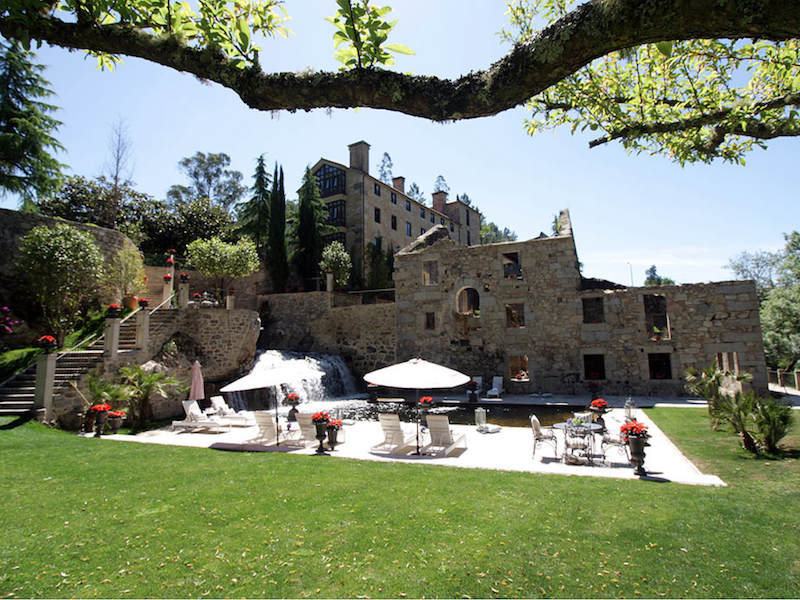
(726, 249, 779, 302)
(5, 1, 800, 164)
(167, 152, 246, 211)
(0, 39, 64, 208)
(292, 167, 334, 285)
(119, 364, 185, 431)
(481, 221, 517, 244)
(377, 152, 393, 184)
(186, 237, 259, 300)
(644, 265, 676, 286)
(760, 284, 800, 370)
(102, 244, 146, 303)
(236, 154, 271, 262)
(319, 241, 353, 288)
(268, 164, 289, 291)
(433, 175, 449, 194)
(15, 223, 104, 347)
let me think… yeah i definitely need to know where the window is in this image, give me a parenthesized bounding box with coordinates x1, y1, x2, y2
(716, 352, 739, 374)
(503, 252, 522, 279)
(506, 303, 525, 328)
(584, 355, 606, 380)
(421, 228, 426, 235)
(422, 260, 439, 285)
(391, 215, 397, 230)
(420, 207, 425, 219)
(405, 200, 411, 211)
(326, 200, 346, 226)
(425, 312, 435, 330)
(510, 355, 529, 382)
(315, 164, 346, 197)
(456, 287, 480, 315)
(374, 183, 381, 195)
(466, 210, 470, 226)
(391, 192, 397, 204)
(648, 353, 672, 379)
(467, 231, 471, 245)
(374, 207, 381, 223)
(449, 223, 454, 232)
(322, 232, 346, 246)
(582, 297, 604, 324)
(440, 218, 445, 225)
(406, 222, 412, 236)
(430, 213, 435, 223)
(644, 294, 670, 339)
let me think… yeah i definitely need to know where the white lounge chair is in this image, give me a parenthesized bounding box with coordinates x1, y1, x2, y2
(422, 414, 467, 457)
(371, 413, 415, 454)
(172, 399, 229, 433)
(487, 376, 504, 398)
(530, 414, 558, 459)
(251, 412, 302, 446)
(467, 376, 483, 399)
(210, 396, 255, 427)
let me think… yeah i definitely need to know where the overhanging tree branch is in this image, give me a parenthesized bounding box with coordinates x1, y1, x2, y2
(2, 0, 800, 121)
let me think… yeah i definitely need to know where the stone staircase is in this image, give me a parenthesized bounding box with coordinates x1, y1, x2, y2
(0, 308, 181, 416)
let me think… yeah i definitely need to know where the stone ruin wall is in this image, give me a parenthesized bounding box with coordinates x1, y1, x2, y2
(393, 233, 769, 397)
(261, 292, 396, 382)
(54, 308, 260, 426)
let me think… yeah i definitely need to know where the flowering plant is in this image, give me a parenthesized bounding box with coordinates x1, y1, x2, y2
(166, 257, 175, 265)
(180, 272, 190, 281)
(467, 380, 478, 388)
(587, 381, 599, 388)
(590, 398, 609, 410)
(419, 396, 434, 406)
(163, 274, 173, 281)
(37, 334, 56, 346)
(311, 411, 330, 423)
(90, 403, 112, 413)
(287, 393, 299, 402)
(167, 249, 176, 254)
(620, 420, 649, 439)
(138, 298, 150, 306)
(193, 292, 202, 299)
(326, 419, 343, 430)
(108, 410, 126, 418)
(1, 306, 19, 335)
(107, 303, 121, 311)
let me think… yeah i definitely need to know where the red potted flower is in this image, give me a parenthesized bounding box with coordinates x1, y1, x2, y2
(138, 298, 150, 308)
(418, 396, 434, 408)
(326, 418, 343, 449)
(37, 334, 56, 353)
(106, 303, 121, 318)
(590, 398, 609, 412)
(163, 274, 173, 282)
(620, 419, 650, 476)
(166, 257, 175, 266)
(180, 272, 190, 282)
(311, 411, 331, 454)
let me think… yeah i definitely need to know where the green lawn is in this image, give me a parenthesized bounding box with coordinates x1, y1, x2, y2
(0, 408, 798, 599)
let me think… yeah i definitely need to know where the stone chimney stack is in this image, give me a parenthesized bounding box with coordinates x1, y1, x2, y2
(392, 176, 405, 193)
(432, 191, 448, 213)
(348, 141, 370, 173)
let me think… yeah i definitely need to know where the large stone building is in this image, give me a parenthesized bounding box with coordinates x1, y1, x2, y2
(392, 210, 769, 397)
(311, 141, 482, 283)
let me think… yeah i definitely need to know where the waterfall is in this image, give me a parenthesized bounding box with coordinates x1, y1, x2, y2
(222, 350, 360, 411)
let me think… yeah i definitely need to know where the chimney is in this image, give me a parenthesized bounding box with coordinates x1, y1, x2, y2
(392, 176, 405, 193)
(432, 191, 448, 213)
(348, 140, 370, 173)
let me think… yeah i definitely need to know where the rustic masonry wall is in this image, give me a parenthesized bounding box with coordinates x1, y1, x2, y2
(53, 308, 260, 425)
(262, 292, 396, 381)
(0, 209, 137, 304)
(394, 232, 769, 396)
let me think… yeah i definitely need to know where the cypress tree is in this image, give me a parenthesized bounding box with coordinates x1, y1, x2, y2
(293, 167, 332, 286)
(237, 153, 271, 262)
(268, 164, 289, 291)
(0, 40, 65, 209)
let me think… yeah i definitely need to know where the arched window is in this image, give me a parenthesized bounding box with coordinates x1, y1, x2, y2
(456, 287, 480, 315)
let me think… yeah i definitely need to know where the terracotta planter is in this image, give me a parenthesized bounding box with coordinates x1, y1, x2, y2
(122, 295, 139, 310)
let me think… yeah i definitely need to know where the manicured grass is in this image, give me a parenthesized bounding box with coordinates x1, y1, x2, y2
(0, 409, 798, 598)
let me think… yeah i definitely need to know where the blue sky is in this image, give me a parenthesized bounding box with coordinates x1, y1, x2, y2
(3, 0, 798, 286)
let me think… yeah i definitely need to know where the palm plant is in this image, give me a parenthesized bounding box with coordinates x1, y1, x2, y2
(85, 371, 131, 409)
(685, 364, 753, 429)
(754, 397, 794, 454)
(119, 365, 185, 431)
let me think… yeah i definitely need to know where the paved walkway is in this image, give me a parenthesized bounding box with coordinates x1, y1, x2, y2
(102, 402, 726, 487)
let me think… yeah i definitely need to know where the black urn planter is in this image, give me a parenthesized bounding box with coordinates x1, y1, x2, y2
(314, 421, 329, 454)
(94, 411, 109, 437)
(628, 436, 649, 476)
(327, 428, 339, 450)
(108, 416, 123, 434)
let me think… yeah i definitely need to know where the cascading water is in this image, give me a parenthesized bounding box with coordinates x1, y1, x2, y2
(223, 350, 361, 411)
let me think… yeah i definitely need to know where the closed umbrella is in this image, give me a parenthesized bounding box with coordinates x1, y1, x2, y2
(364, 358, 470, 454)
(189, 361, 205, 402)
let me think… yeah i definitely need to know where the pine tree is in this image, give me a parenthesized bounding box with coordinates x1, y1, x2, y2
(293, 167, 333, 285)
(237, 154, 271, 262)
(268, 163, 288, 291)
(0, 40, 64, 209)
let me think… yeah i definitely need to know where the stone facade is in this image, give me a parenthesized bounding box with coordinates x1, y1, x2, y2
(261, 292, 396, 379)
(393, 215, 769, 396)
(310, 141, 482, 283)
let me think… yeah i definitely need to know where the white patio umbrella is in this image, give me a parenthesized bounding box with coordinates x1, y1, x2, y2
(364, 358, 470, 454)
(188, 361, 205, 402)
(220, 366, 293, 445)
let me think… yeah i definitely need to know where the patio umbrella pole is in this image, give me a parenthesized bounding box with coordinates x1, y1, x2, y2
(413, 397, 421, 455)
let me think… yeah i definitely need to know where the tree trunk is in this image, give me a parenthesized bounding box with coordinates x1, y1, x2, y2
(740, 430, 759, 454)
